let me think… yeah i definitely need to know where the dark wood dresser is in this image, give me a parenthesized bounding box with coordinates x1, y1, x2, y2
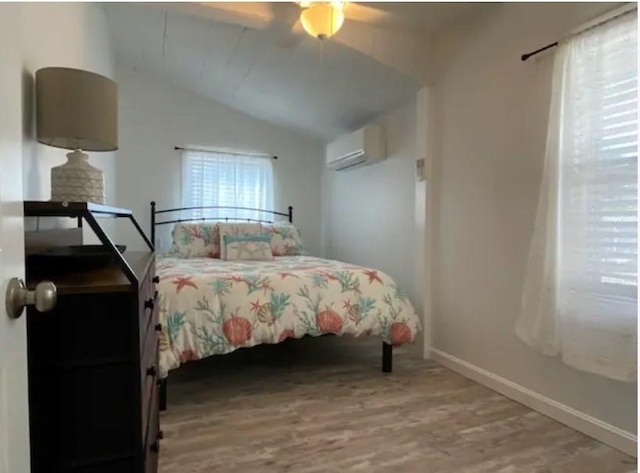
(24, 201, 160, 473)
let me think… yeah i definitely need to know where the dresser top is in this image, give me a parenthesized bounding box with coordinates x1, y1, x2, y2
(24, 201, 132, 218)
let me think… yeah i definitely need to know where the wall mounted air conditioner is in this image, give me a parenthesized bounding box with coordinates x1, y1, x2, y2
(326, 125, 385, 171)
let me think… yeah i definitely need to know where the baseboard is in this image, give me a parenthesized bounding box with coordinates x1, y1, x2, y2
(431, 348, 637, 457)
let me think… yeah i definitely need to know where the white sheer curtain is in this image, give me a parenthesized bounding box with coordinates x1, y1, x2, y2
(181, 149, 274, 221)
(516, 10, 638, 382)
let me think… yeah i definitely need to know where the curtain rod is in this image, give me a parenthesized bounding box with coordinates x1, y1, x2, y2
(521, 4, 636, 61)
(174, 146, 277, 160)
(521, 42, 558, 61)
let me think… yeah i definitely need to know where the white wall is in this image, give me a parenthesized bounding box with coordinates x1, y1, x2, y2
(21, 4, 115, 206)
(115, 68, 325, 255)
(431, 2, 636, 437)
(323, 101, 418, 309)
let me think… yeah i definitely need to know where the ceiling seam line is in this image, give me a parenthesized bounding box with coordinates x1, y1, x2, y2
(162, 10, 168, 71)
(226, 26, 248, 67)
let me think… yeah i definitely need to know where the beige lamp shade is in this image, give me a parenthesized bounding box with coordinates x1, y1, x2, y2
(36, 67, 118, 151)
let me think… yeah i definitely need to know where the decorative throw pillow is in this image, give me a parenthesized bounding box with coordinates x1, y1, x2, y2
(168, 223, 220, 258)
(260, 222, 307, 256)
(224, 234, 274, 261)
(218, 222, 262, 259)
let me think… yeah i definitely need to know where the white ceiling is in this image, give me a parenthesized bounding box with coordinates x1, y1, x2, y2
(104, 2, 486, 141)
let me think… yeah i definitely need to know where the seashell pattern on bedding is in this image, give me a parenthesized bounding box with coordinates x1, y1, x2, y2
(156, 255, 421, 378)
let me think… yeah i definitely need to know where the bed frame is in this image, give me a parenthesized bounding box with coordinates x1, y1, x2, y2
(150, 202, 393, 410)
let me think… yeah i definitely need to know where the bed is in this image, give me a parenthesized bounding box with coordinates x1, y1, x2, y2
(150, 203, 421, 405)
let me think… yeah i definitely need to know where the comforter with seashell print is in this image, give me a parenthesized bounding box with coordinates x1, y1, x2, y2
(156, 255, 421, 378)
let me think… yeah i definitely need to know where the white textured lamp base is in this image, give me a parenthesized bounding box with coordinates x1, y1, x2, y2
(51, 150, 105, 204)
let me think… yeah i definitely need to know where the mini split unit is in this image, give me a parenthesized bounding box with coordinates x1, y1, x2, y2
(326, 125, 386, 171)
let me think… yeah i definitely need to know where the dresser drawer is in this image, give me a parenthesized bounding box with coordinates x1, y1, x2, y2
(145, 434, 159, 473)
(144, 377, 161, 473)
(140, 301, 159, 374)
(140, 303, 159, 385)
(140, 324, 160, 435)
(138, 262, 157, 349)
(141, 375, 157, 442)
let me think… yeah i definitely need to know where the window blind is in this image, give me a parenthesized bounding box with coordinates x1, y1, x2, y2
(181, 149, 274, 221)
(559, 12, 638, 301)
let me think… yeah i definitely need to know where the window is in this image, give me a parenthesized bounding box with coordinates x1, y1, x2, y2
(517, 9, 637, 382)
(181, 148, 274, 221)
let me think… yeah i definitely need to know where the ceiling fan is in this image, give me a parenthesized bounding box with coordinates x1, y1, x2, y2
(201, 1, 400, 49)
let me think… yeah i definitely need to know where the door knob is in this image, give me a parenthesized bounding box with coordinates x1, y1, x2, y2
(6, 278, 57, 319)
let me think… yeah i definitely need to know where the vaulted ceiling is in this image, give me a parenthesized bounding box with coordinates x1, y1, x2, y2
(104, 2, 487, 141)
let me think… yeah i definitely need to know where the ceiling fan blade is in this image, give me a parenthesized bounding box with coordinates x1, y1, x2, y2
(192, 2, 276, 30)
(342, 3, 396, 25)
(264, 3, 305, 49)
(265, 1, 301, 26)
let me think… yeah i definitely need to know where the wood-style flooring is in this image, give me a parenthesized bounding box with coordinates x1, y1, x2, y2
(159, 337, 636, 473)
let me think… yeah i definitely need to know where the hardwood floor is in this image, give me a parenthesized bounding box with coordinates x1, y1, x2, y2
(159, 338, 636, 473)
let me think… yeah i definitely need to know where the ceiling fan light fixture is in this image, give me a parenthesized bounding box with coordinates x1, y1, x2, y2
(300, 1, 346, 41)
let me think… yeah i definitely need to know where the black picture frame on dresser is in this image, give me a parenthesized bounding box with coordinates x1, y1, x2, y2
(24, 201, 161, 473)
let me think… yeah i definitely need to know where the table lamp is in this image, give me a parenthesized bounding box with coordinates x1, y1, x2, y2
(36, 67, 118, 204)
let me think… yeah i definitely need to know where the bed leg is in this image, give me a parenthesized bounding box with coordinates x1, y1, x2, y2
(159, 378, 167, 411)
(382, 342, 392, 373)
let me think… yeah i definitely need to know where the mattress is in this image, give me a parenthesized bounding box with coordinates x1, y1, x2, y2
(156, 255, 421, 377)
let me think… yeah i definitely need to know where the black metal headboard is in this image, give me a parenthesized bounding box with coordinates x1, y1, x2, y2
(150, 201, 293, 249)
